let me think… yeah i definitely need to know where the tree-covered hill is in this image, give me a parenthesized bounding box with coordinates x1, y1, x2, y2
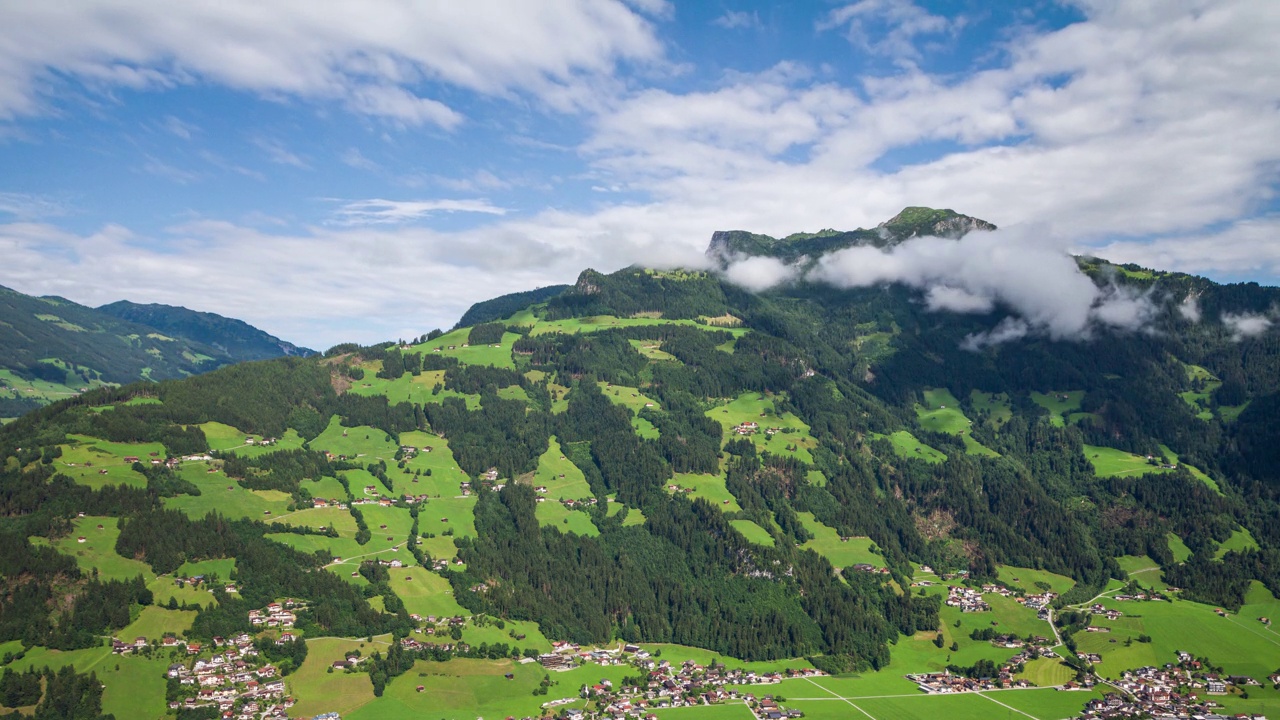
(97, 301, 313, 361)
(0, 286, 312, 418)
(2, 208, 1279, 717)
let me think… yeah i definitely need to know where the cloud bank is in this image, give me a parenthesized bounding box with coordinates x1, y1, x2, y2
(720, 225, 1165, 348)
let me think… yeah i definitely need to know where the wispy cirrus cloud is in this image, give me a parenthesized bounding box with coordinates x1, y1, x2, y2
(327, 198, 509, 226)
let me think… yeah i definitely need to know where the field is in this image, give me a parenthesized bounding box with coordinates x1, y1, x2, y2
(416, 496, 477, 561)
(629, 338, 677, 361)
(914, 388, 998, 457)
(1215, 527, 1259, 558)
(408, 327, 520, 368)
(288, 637, 380, 718)
(349, 367, 481, 407)
(969, 390, 1012, 427)
(177, 557, 236, 581)
(270, 506, 358, 535)
(671, 471, 740, 512)
(1082, 444, 1175, 478)
(517, 314, 749, 339)
(1167, 532, 1192, 562)
(769, 670, 1104, 720)
(301, 474, 349, 501)
(9, 645, 174, 719)
(30, 515, 152, 581)
(120, 605, 197, 640)
(606, 497, 646, 526)
(56, 433, 162, 489)
(598, 382, 664, 438)
(536, 499, 600, 536)
(730, 519, 775, 546)
(1157, 443, 1218, 491)
(162, 463, 293, 520)
(996, 566, 1075, 595)
(195, 421, 305, 457)
(310, 415, 399, 462)
(387, 566, 469, 618)
(871, 430, 946, 464)
(0, 367, 110, 408)
(1030, 391, 1084, 427)
(796, 512, 885, 568)
(706, 392, 818, 463)
(268, 503, 414, 569)
(532, 436, 593, 499)
(1073, 585, 1280, 681)
(345, 657, 548, 720)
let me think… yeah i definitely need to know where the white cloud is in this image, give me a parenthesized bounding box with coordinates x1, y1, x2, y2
(252, 138, 309, 169)
(328, 198, 509, 226)
(339, 148, 379, 172)
(714, 11, 762, 30)
(0, 192, 66, 220)
(809, 225, 1159, 343)
(721, 255, 799, 292)
(818, 0, 961, 64)
(925, 285, 994, 314)
(1178, 295, 1201, 323)
(1222, 312, 1272, 341)
(961, 317, 1029, 352)
(0, 1, 665, 125)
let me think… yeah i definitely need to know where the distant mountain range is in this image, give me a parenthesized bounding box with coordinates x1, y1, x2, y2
(0, 286, 312, 417)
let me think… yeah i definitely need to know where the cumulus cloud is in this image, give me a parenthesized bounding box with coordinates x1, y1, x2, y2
(961, 317, 1030, 352)
(1222, 312, 1272, 341)
(925, 285, 995, 314)
(721, 256, 801, 292)
(328, 198, 508, 226)
(0, 1, 664, 123)
(1178, 295, 1202, 323)
(714, 11, 762, 30)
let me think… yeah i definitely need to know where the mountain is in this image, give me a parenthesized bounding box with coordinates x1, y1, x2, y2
(452, 284, 570, 329)
(97, 301, 313, 361)
(2, 208, 1279, 719)
(705, 206, 997, 265)
(0, 286, 311, 418)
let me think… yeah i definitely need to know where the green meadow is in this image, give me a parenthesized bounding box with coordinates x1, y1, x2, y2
(707, 391, 818, 463)
(532, 436, 593, 499)
(162, 464, 293, 520)
(1157, 443, 1218, 491)
(387, 566, 469, 618)
(997, 565, 1076, 595)
(345, 657, 548, 720)
(1031, 391, 1084, 427)
(1215, 527, 1259, 558)
(10, 645, 173, 719)
(969, 390, 1013, 427)
(30, 515, 151, 581)
(671, 471, 740, 512)
(730, 519, 775, 546)
(409, 327, 520, 368)
(536, 499, 600, 536)
(349, 366, 481, 407)
(288, 637, 380, 718)
(57, 433, 161, 489)
(914, 388, 998, 457)
(310, 415, 399, 462)
(797, 512, 885, 568)
(120, 605, 197, 640)
(1082, 444, 1175, 478)
(1073, 584, 1280, 682)
(871, 430, 946, 464)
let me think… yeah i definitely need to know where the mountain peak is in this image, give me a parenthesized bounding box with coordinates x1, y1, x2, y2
(706, 207, 996, 266)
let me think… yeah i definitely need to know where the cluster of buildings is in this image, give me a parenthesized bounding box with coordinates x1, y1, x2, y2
(945, 585, 991, 613)
(908, 670, 1040, 694)
(165, 633, 292, 719)
(1087, 603, 1124, 621)
(248, 600, 300, 629)
(551, 645, 821, 719)
(1076, 653, 1269, 719)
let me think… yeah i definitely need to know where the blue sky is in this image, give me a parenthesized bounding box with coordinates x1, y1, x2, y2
(0, 0, 1276, 348)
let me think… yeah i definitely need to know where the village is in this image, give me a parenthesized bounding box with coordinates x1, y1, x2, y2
(1077, 651, 1274, 719)
(533, 642, 818, 719)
